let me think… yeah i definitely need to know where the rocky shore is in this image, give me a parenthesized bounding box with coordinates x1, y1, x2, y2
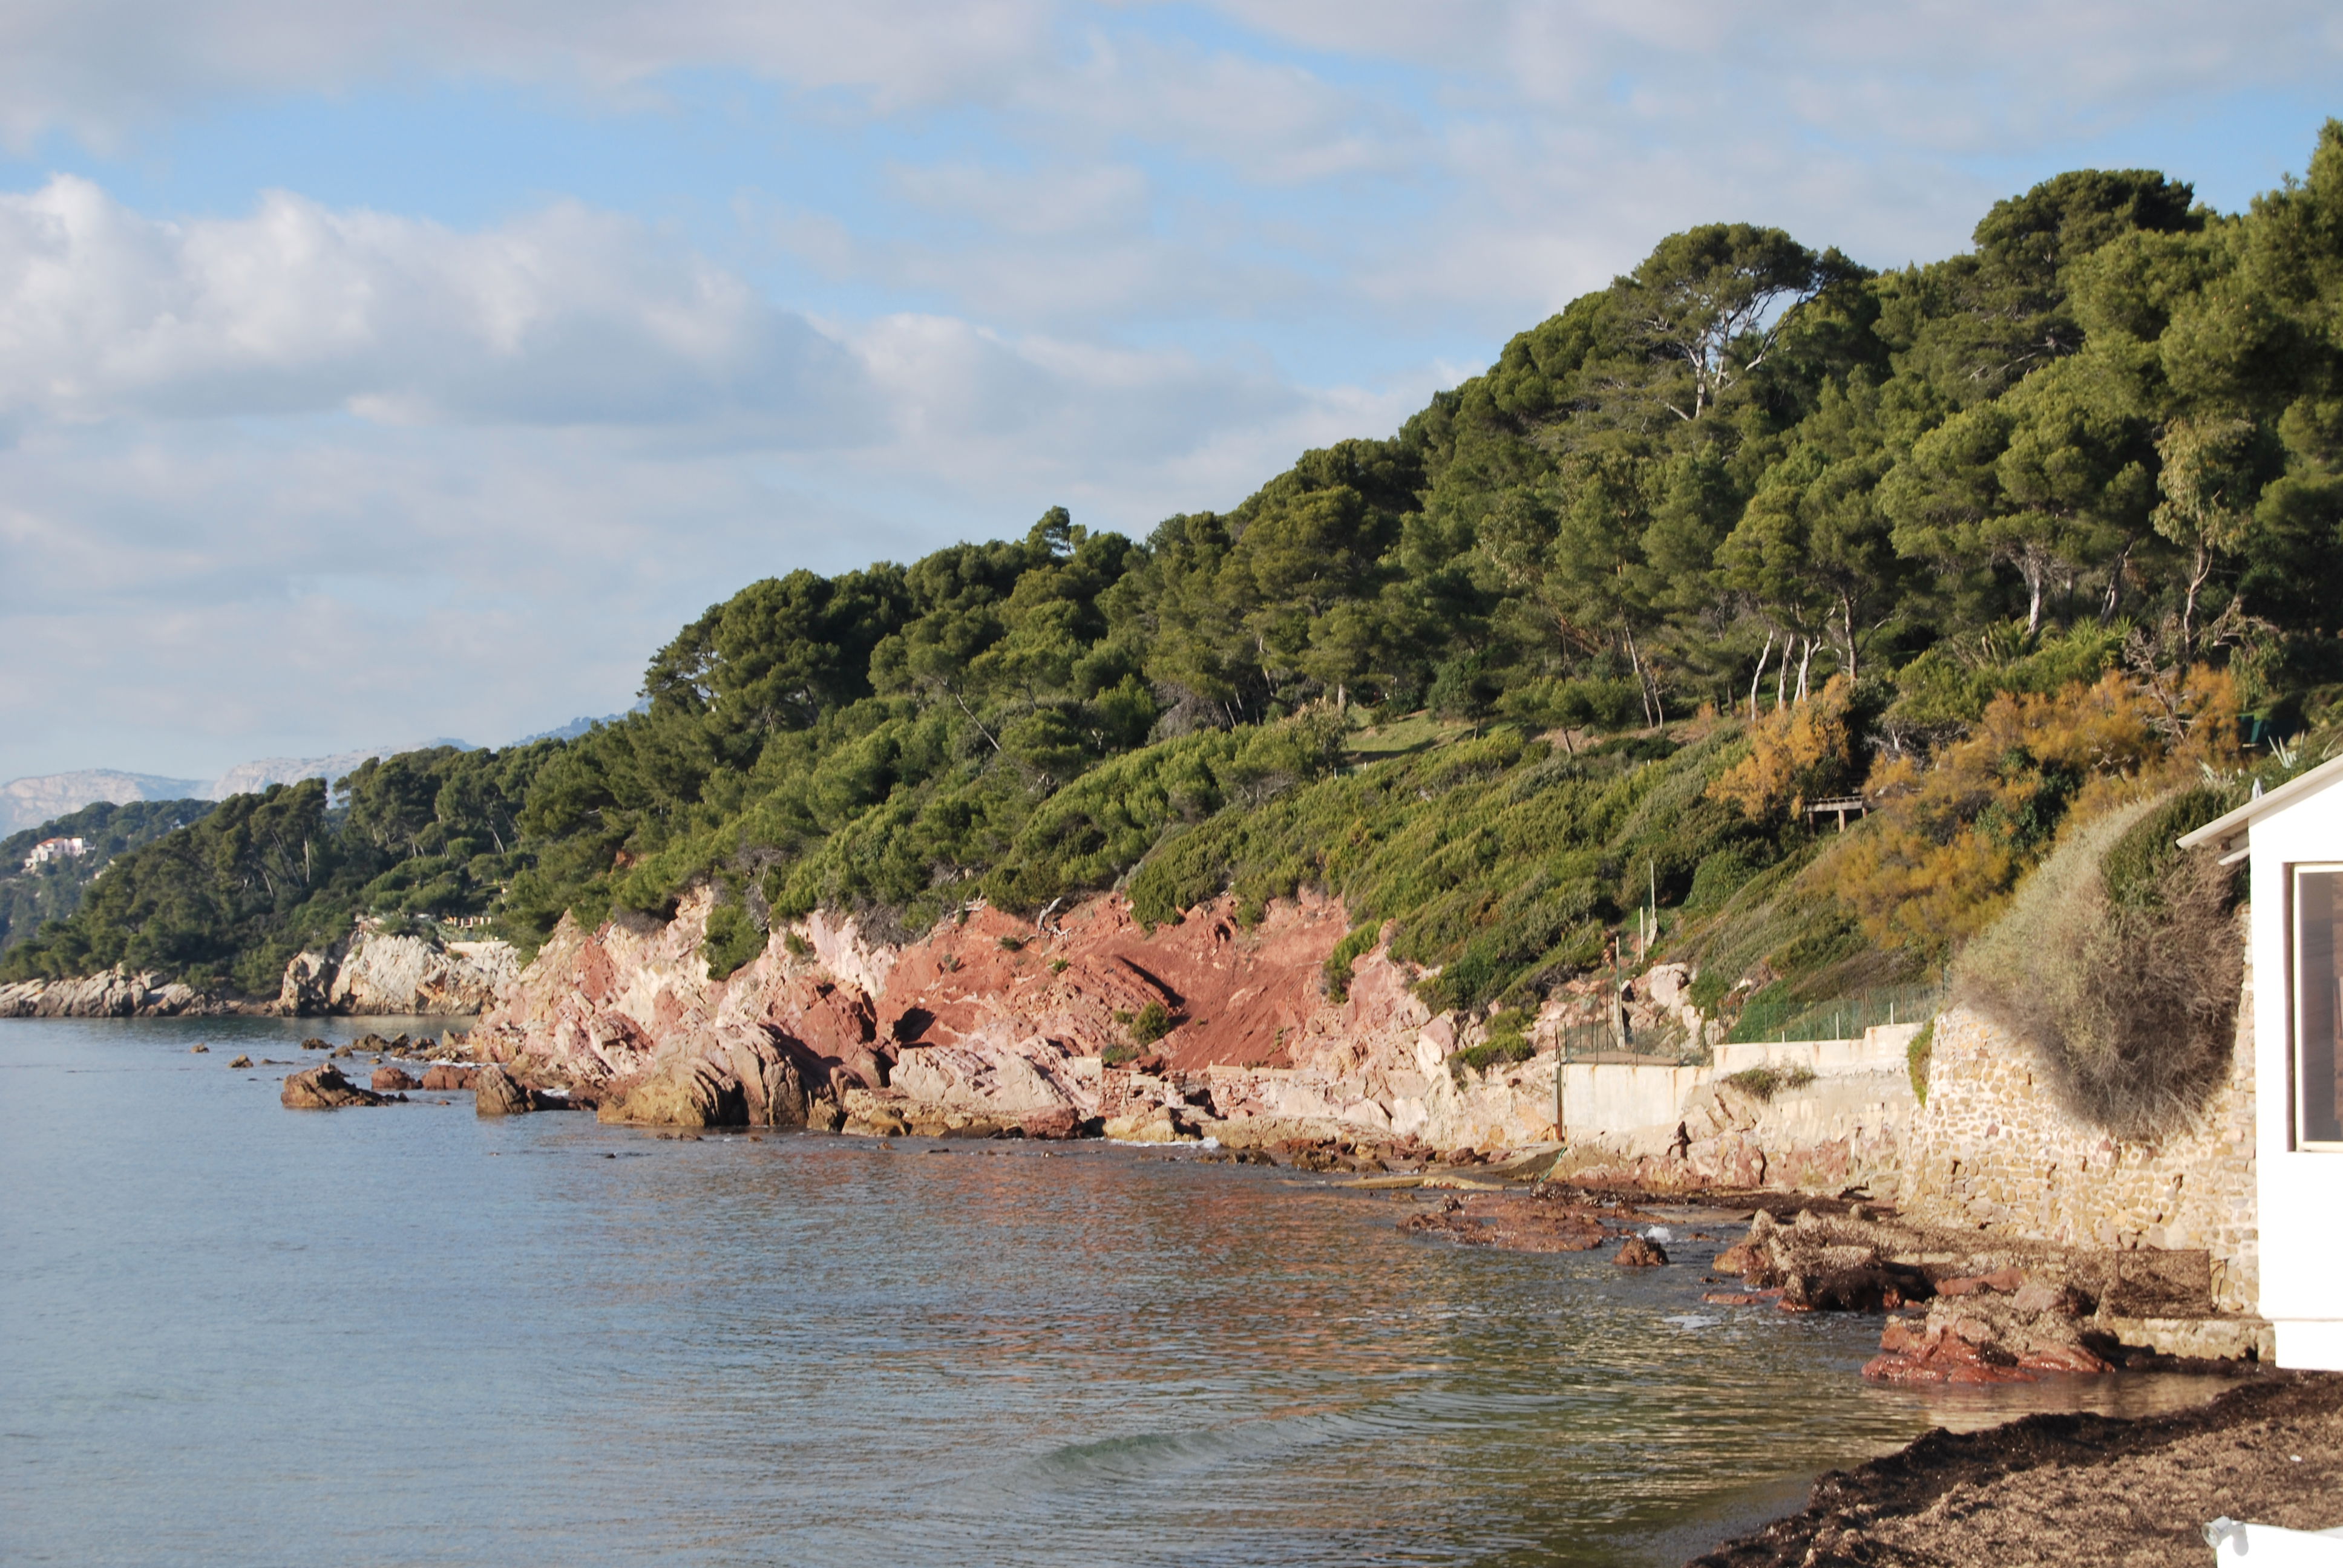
(170, 871, 2313, 1568)
(243, 1004, 2321, 1565)
(1, 926, 519, 1019)
(0, 967, 243, 1018)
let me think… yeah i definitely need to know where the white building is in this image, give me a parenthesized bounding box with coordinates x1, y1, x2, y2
(2182, 754, 2343, 1371)
(22, 835, 87, 871)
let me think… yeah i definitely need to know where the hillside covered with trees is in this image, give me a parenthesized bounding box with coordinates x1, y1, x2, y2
(10, 124, 2343, 1020)
(0, 799, 215, 955)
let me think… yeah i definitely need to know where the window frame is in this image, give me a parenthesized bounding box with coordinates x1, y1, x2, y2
(2290, 861, 2343, 1152)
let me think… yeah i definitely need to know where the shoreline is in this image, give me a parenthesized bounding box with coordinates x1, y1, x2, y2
(1687, 1372, 2342, 1567)
(18, 1013, 2313, 1566)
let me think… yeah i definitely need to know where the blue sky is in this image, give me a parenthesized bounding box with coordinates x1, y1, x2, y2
(1, 0, 2338, 782)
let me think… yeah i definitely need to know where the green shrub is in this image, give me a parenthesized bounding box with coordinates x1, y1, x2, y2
(1323, 920, 1382, 1002)
(1685, 847, 1761, 913)
(1907, 1017, 1936, 1104)
(1449, 1011, 1538, 1083)
(1723, 1063, 1816, 1101)
(701, 899, 765, 980)
(1113, 999, 1175, 1047)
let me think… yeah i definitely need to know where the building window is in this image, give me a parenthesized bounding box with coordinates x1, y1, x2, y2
(2296, 864, 2343, 1149)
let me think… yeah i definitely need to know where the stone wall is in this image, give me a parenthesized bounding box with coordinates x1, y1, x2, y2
(1898, 972, 2258, 1313)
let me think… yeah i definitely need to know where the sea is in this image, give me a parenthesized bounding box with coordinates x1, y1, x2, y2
(0, 1017, 2236, 1567)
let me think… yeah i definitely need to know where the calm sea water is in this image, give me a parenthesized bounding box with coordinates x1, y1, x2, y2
(1, 1018, 2232, 1567)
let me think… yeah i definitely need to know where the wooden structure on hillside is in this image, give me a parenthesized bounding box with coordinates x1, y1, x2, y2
(1803, 795, 1869, 831)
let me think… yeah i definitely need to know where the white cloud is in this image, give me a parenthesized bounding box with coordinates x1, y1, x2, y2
(0, 176, 873, 434)
(1204, 0, 2343, 151)
(0, 172, 1439, 780)
(0, 0, 1066, 149)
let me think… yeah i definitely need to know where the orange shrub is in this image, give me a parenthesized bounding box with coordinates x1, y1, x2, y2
(1708, 675, 1858, 822)
(1826, 669, 2234, 961)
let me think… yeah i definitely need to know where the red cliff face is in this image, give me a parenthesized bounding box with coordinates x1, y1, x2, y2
(465, 886, 1931, 1178)
(467, 886, 1567, 1147)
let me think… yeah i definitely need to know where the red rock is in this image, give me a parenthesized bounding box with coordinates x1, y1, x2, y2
(1714, 1240, 1760, 1276)
(371, 1066, 419, 1091)
(1860, 1299, 2111, 1384)
(1862, 1351, 2037, 1385)
(2017, 1342, 2114, 1374)
(1936, 1266, 2026, 1297)
(1019, 1107, 1086, 1140)
(420, 1065, 477, 1091)
(1613, 1236, 1670, 1267)
(1703, 1292, 1766, 1305)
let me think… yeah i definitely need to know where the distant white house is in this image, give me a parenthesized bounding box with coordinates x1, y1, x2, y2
(2182, 754, 2343, 1371)
(22, 836, 87, 872)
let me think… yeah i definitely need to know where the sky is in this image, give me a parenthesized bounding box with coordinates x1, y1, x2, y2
(2, 1, 2338, 783)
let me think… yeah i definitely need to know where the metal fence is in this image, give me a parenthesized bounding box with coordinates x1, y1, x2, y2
(1552, 1018, 1706, 1067)
(1726, 982, 1943, 1045)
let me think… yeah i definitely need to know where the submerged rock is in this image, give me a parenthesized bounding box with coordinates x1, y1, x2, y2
(280, 1063, 389, 1109)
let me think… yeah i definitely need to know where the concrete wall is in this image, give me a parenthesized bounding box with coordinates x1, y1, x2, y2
(1712, 1023, 1921, 1078)
(1898, 995, 2259, 1314)
(1552, 1037, 1919, 1195)
(1557, 1061, 1707, 1138)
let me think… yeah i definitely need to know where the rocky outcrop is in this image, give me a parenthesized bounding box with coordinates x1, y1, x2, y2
(277, 927, 521, 1016)
(470, 886, 1600, 1142)
(0, 967, 235, 1018)
(280, 1063, 390, 1109)
(472, 1065, 535, 1117)
(1864, 1295, 2113, 1383)
(1711, 1203, 2270, 1376)
(1613, 1235, 1670, 1266)
(370, 1066, 419, 1091)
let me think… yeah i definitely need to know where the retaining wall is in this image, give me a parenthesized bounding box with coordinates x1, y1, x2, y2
(1898, 979, 2259, 1314)
(1711, 1023, 1921, 1078)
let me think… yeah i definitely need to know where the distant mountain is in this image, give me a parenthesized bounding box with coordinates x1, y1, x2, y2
(514, 701, 645, 745)
(515, 714, 620, 745)
(205, 740, 471, 801)
(0, 771, 206, 835)
(0, 739, 473, 832)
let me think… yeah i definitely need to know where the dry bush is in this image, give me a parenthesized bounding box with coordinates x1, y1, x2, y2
(1832, 670, 2233, 962)
(1708, 674, 1858, 821)
(1952, 791, 2244, 1141)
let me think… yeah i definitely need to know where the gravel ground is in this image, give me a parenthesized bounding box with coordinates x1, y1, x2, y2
(1688, 1372, 2343, 1567)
